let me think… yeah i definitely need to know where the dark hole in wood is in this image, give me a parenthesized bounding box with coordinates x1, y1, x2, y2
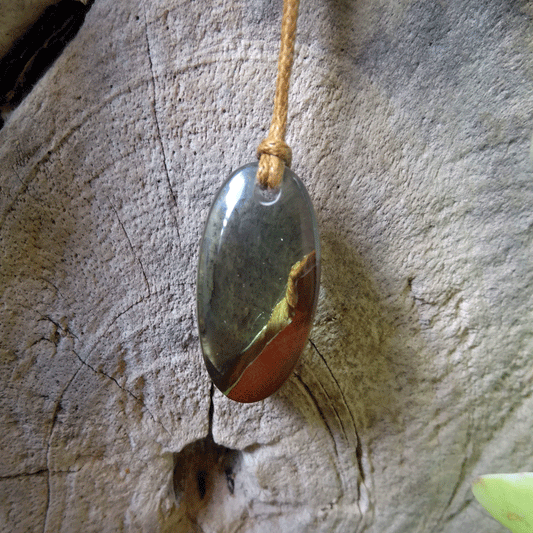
(196, 470, 207, 499)
(225, 467, 235, 495)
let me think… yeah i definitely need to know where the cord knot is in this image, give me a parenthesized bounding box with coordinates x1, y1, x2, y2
(257, 138, 292, 167)
(256, 139, 292, 189)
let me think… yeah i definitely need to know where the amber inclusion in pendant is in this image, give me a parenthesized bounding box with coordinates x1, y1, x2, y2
(196, 162, 320, 403)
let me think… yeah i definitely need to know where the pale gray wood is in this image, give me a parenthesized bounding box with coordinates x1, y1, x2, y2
(1, 0, 533, 531)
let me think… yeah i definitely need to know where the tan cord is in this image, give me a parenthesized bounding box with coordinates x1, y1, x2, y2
(256, 0, 300, 189)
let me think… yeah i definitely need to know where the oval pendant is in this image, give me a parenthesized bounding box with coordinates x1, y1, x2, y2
(196, 163, 320, 403)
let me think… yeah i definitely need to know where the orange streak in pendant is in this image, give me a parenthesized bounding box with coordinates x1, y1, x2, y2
(227, 265, 316, 403)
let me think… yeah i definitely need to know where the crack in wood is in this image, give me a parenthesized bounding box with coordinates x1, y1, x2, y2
(309, 339, 365, 479)
(72, 349, 171, 436)
(432, 412, 474, 531)
(293, 373, 340, 460)
(301, 364, 360, 507)
(442, 498, 473, 525)
(38, 277, 66, 299)
(207, 381, 215, 438)
(0, 467, 86, 480)
(34, 308, 171, 530)
(308, 338, 375, 528)
(42, 362, 84, 533)
(39, 315, 80, 342)
(0, 469, 48, 480)
(94, 297, 148, 342)
(143, 14, 182, 248)
(292, 371, 347, 510)
(105, 195, 151, 297)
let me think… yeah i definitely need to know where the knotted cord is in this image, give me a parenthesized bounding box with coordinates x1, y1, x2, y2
(256, 0, 300, 189)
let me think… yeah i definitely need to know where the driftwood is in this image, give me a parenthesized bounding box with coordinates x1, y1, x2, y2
(1, 0, 533, 531)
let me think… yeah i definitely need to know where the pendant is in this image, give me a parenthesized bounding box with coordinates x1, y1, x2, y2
(197, 162, 320, 402)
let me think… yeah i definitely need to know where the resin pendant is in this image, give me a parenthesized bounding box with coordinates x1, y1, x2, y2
(197, 162, 320, 403)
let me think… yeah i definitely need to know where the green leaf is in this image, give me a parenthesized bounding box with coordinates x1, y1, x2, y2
(472, 473, 533, 533)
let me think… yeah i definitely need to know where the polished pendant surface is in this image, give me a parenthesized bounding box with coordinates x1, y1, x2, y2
(197, 162, 320, 402)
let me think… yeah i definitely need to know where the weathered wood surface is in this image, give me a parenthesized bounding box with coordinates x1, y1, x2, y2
(1, 0, 533, 531)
